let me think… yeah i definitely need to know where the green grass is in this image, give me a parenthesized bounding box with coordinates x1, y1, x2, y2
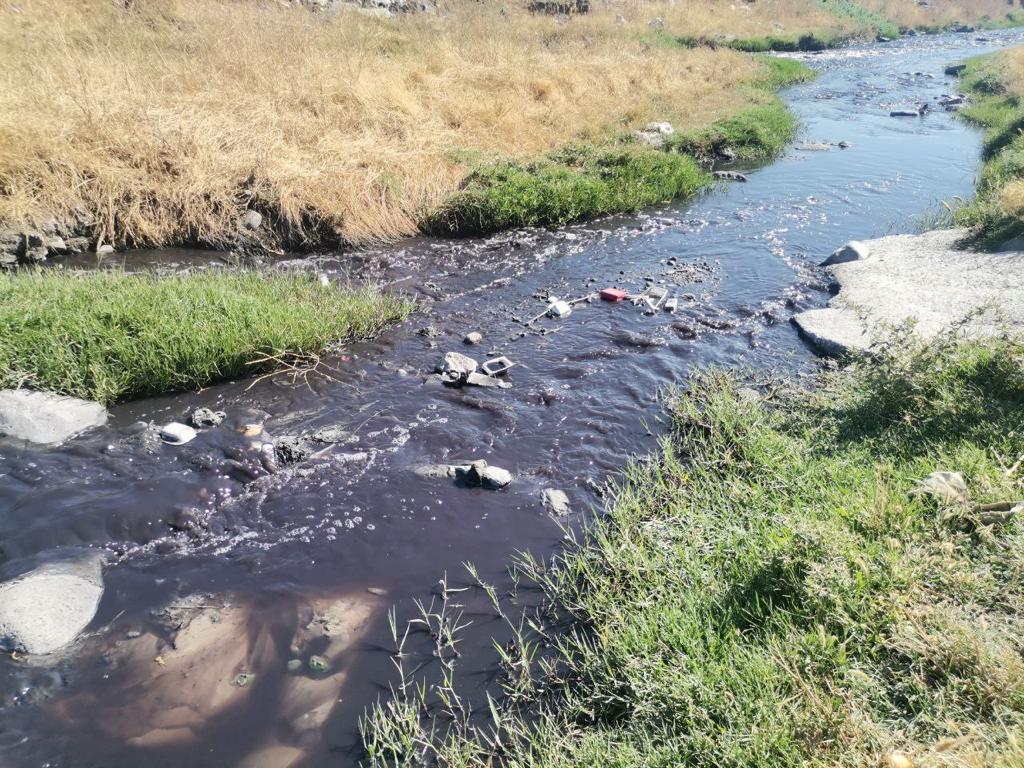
(945, 51, 1024, 249)
(0, 269, 412, 404)
(424, 144, 710, 236)
(666, 100, 801, 163)
(427, 58, 811, 237)
(363, 333, 1024, 767)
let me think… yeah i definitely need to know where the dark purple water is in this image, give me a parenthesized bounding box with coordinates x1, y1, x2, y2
(1, 29, 1019, 768)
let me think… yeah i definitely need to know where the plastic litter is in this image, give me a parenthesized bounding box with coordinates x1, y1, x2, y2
(600, 288, 627, 302)
(546, 300, 572, 319)
(481, 356, 515, 376)
(665, 297, 678, 312)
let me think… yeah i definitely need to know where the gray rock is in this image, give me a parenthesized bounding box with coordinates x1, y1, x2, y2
(413, 463, 462, 479)
(792, 308, 871, 357)
(796, 142, 832, 151)
(240, 210, 263, 231)
(46, 236, 69, 255)
(0, 390, 108, 445)
(274, 435, 314, 464)
(435, 351, 478, 380)
(96, 244, 115, 254)
(945, 63, 967, 76)
(463, 331, 483, 345)
(0, 551, 105, 655)
(464, 459, 512, 489)
(820, 240, 869, 266)
(190, 407, 226, 428)
(541, 488, 571, 515)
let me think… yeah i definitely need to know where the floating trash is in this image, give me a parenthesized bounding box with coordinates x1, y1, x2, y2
(160, 422, 197, 445)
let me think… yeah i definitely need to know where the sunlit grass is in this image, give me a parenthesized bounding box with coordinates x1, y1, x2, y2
(0, 270, 412, 404)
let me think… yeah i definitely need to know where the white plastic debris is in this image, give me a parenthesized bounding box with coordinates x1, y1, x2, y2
(547, 300, 572, 319)
(160, 422, 197, 445)
(665, 297, 678, 312)
(481, 356, 515, 376)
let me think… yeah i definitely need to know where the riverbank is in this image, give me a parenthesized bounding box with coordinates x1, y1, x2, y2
(4, 1, 1018, 260)
(364, 334, 1024, 767)
(0, 0, 813, 259)
(949, 46, 1024, 249)
(0, 270, 411, 405)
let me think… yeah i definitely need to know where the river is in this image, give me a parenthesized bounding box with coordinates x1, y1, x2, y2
(1, 27, 1020, 768)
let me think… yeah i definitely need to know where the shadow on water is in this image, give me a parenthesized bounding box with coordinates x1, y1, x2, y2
(1, 28, 1023, 768)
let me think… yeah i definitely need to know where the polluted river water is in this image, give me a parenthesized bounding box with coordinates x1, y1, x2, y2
(1, 28, 1021, 768)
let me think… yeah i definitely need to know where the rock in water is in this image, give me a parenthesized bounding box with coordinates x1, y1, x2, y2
(190, 407, 226, 428)
(460, 459, 513, 489)
(0, 551, 105, 655)
(435, 351, 478, 380)
(0, 390, 108, 446)
(160, 422, 197, 445)
(542, 488, 571, 515)
(463, 331, 483, 345)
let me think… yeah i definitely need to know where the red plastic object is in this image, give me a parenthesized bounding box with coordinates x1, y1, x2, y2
(600, 288, 627, 302)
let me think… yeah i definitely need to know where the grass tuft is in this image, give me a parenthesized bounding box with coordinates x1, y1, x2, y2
(0, 270, 412, 404)
(425, 145, 709, 236)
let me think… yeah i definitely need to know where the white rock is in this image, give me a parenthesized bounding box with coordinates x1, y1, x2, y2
(463, 331, 483, 345)
(96, 244, 115, 254)
(0, 551, 105, 655)
(0, 390, 107, 445)
(160, 422, 197, 445)
(821, 240, 870, 266)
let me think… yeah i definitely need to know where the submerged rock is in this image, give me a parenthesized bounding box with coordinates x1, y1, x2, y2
(542, 488, 571, 516)
(190, 407, 226, 428)
(0, 551, 105, 655)
(0, 389, 108, 446)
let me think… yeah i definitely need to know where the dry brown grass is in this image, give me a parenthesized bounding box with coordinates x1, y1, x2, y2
(0, 0, 776, 250)
(602, 0, 864, 40)
(859, 0, 1023, 30)
(1001, 45, 1024, 97)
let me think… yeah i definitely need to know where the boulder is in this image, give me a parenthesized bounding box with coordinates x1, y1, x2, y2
(821, 240, 869, 266)
(0, 390, 108, 445)
(0, 551, 105, 655)
(791, 308, 871, 357)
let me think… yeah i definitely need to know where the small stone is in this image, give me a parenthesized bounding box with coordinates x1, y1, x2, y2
(910, 471, 968, 504)
(463, 331, 483, 345)
(274, 435, 313, 465)
(241, 423, 264, 437)
(240, 210, 263, 231)
(96, 244, 115, 254)
(541, 488, 571, 515)
(190, 407, 225, 428)
(308, 654, 330, 674)
(160, 422, 197, 445)
(233, 672, 255, 687)
(286, 659, 303, 673)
